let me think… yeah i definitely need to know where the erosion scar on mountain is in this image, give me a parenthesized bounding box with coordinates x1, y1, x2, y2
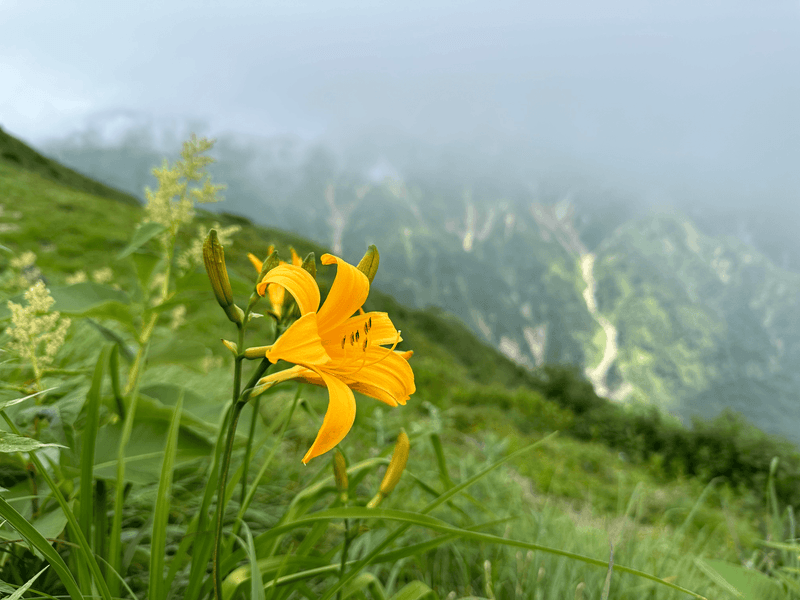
(580, 253, 631, 400)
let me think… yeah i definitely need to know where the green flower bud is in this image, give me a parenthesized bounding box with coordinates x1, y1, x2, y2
(203, 229, 243, 325)
(301, 252, 317, 280)
(356, 245, 379, 284)
(333, 449, 349, 503)
(258, 249, 281, 285)
(367, 430, 409, 508)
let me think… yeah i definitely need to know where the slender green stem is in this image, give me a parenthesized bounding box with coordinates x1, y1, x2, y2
(124, 234, 174, 395)
(240, 396, 261, 506)
(239, 314, 278, 507)
(338, 519, 352, 600)
(212, 358, 270, 600)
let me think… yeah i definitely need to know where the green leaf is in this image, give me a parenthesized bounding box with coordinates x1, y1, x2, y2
(0, 497, 82, 600)
(387, 581, 436, 600)
(79, 346, 109, 549)
(32, 504, 69, 542)
(148, 338, 208, 369)
(149, 391, 183, 600)
(242, 522, 266, 600)
(0, 388, 54, 412)
(50, 282, 130, 314)
(222, 556, 329, 600)
(85, 319, 137, 356)
(697, 558, 787, 600)
(5, 566, 48, 600)
(93, 417, 211, 485)
(117, 221, 167, 259)
(0, 431, 63, 453)
(343, 573, 387, 600)
(131, 251, 163, 292)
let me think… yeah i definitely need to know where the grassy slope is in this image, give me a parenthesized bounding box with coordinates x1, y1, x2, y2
(0, 149, 764, 597)
(0, 127, 140, 207)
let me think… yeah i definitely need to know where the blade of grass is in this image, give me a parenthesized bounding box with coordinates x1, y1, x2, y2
(252, 506, 708, 599)
(108, 342, 149, 598)
(6, 566, 47, 600)
(314, 432, 703, 600)
(1, 413, 113, 600)
(387, 581, 436, 600)
(94, 479, 108, 580)
(79, 345, 110, 547)
(149, 391, 183, 600)
(242, 522, 266, 600)
(0, 496, 82, 600)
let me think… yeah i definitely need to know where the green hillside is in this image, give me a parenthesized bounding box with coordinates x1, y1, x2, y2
(1, 132, 798, 599)
(595, 212, 800, 439)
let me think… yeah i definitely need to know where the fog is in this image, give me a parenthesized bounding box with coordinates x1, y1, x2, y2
(3, 0, 800, 216)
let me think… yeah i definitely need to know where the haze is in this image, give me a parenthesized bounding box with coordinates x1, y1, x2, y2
(3, 0, 800, 212)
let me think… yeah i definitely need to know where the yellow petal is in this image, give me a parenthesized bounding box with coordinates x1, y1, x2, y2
(254, 364, 313, 394)
(290, 247, 303, 266)
(301, 367, 356, 464)
(247, 252, 263, 273)
(257, 264, 320, 315)
(266, 313, 329, 367)
(316, 254, 370, 333)
(267, 284, 285, 317)
(335, 349, 415, 406)
(257, 364, 320, 386)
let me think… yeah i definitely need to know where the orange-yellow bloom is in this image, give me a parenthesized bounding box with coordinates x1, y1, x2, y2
(252, 253, 415, 463)
(248, 246, 303, 318)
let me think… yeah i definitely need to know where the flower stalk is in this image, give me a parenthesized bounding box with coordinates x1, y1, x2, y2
(212, 357, 270, 600)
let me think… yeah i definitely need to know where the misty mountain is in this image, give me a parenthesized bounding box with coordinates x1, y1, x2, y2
(39, 126, 800, 440)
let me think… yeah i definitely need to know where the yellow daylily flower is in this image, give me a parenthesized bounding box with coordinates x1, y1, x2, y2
(248, 246, 303, 318)
(252, 253, 415, 464)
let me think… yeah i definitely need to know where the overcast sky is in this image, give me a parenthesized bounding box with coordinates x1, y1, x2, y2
(3, 0, 800, 206)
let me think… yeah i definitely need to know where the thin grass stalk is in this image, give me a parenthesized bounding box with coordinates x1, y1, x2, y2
(93, 479, 108, 579)
(149, 392, 183, 600)
(241, 396, 261, 506)
(108, 342, 149, 598)
(79, 345, 109, 547)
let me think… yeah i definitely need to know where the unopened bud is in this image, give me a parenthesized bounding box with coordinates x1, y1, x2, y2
(221, 339, 238, 355)
(367, 429, 410, 508)
(243, 345, 270, 360)
(259, 250, 281, 285)
(356, 245, 379, 284)
(380, 430, 409, 496)
(203, 230, 242, 325)
(301, 252, 317, 280)
(333, 449, 348, 502)
(574, 582, 585, 600)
